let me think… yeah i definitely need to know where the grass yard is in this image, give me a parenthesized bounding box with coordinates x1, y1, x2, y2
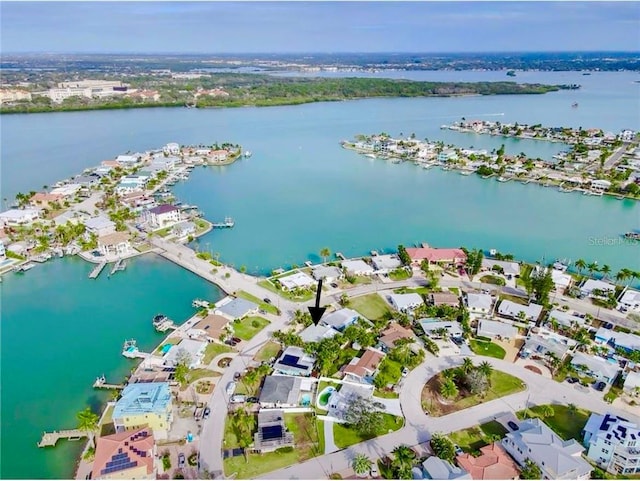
(327, 348, 358, 377)
(389, 268, 412, 281)
(223, 412, 321, 479)
(498, 294, 528, 305)
(236, 290, 280, 315)
(253, 341, 281, 362)
(258, 279, 314, 302)
(202, 342, 233, 364)
(480, 275, 506, 286)
(375, 358, 403, 388)
(394, 286, 431, 295)
(232, 316, 270, 341)
(333, 413, 404, 449)
(469, 339, 506, 359)
(374, 387, 399, 399)
(517, 404, 591, 441)
(348, 293, 392, 322)
(449, 421, 508, 454)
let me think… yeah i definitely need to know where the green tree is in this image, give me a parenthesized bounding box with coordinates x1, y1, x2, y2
(320, 247, 331, 264)
(520, 458, 542, 479)
(574, 259, 586, 277)
(587, 262, 599, 278)
(174, 362, 190, 387)
(391, 445, 416, 479)
(344, 395, 385, 435)
(430, 433, 456, 462)
(530, 267, 555, 305)
(478, 360, 493, 379)
(462, 368, 490, 395)
(440, 379, 459, 399)
(461, 357, 474, 374)
(397, 245, 411, 266)
(540, 405, 555, 419)
(600, 264, 611, 281)
(339, 293, 349, 306)
(352, 453, 372, 476)
(230, 408, 254, 462)
(76, 407, 100, 449)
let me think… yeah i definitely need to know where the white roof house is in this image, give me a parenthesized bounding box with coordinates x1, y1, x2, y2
(580, 279, 616, 298)
(547, 309, 588, 328)
(310, 265, 343, 282)
(278, 271, 316, 291)
(477, 319, 518, 340)
(163, 339, 207, 369)
(551, 269, 573, 290)
(321, 308, 361, 331)
(623, 371, 640, 394)
(571, 352, 621, 384)
(342, 259, 375, 276)
(522, 330, 577, 360)
(387, 293, 424, 313)
(419, 319, 463, 338)
(115, 154, 139, 164)
(299, 324, 340, 344)
(84, 215, 116, 236)
(498, 300, 543, 322)
(465, 293, 494, 314)
(0, 208, 40, 226)
(595, 328, 640, 353)
(618, 289, 640, 312)
(421, 457, 471, 480)
(481, 258, 520, 277)
(501, 418, 592, 480)
(371, 254, 402, 273)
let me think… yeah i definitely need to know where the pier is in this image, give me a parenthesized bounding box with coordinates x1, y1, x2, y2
(335, 252, 345, 260)
(109, 259, 126, 276)
(38, 429, 87, 448)
(212, 217, 235, 228)
(93, 375, 125, 390)
(89, 261, 107, 279)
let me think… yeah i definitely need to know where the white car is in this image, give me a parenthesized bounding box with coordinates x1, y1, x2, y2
(401, 367, 409, 377)
(226, 381, 237, 396)
(230, 394, 246, 404)
(370, 463, 379, 478)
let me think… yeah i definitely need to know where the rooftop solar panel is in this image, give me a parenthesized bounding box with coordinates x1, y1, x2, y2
(262, 425, 283, 440)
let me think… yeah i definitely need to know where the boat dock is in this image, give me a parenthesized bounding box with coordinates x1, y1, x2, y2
(89, 261, 107, 279)
(93, 375, 124, 390)
(212, 217, 235, 228)
(335, 252, 345, 260)
(122, 339, 149, 359)
(38, 429, 87, 448)
(109, 259, 127, 276)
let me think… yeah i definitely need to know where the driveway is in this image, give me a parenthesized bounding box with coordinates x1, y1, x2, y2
(372, 396, 402, 417)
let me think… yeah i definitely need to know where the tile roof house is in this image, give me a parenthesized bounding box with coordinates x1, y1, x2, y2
(501, 418, 592, 479)
(253, 410, 294, 453)
(113, 382, 173, 439)
(273, 346, 315, 376)
(378, 322, 415, 350)
(342, 348, 385, 383)
(92, 427, 156, 480)
(455, 443, 520, 480)
(429, 291, 460, 307)
(406, 245, 467, 267)
(583, 413, 640, 476)
(98, 232, 131, 257)
(259, 375, 302, 408)
(187, 314, 231, 341)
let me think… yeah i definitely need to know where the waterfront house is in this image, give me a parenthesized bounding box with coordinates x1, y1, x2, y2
(113, 382, 173, 439)
(299, 323, 340, 344)
(29, 192, 64, 209)
(456, 443, 520, 480)
(406, 245, 467, 268)
(163, 339, 207, 369)
(429, 291, 460, 308)
(321, 308, 361, 331)
(92, 427, 156, 480)
(254, 410, 295, 453)
(571, 352, 621, 385)
(277, 271, 316, 290)
(623, 371, 640, 395)
(501, 418, 592, 479)
(84, 215, 116, 237)
(477, 319, 518, 341)
(388, 293, 424, 313)
(342, 347, 385, 384)
(580, 279, 617, 299)
(188, 314, 230, 342)
(465, 293, 494, 316)
(273, 346, 315, 376)
(115, 154, 140, 164)
(421, 456, 471, 480)
(594, 328, 640, 355)
(163, 142, 181, 156)
(497, 300, 543, 323)
(548, 268, 573, 291)
(209, 149, 229, 162)
(145, 204, 182, 228)
(583, 413, 640, 476)
(419, 318, 464, 339)
(150, 156, 178, 171)
(438, 149, 460, 162)
(618, 289, 640, 313)
(172, 220, 196, 239)
(341, 259, 375, 276)
(73, 173, 101, 188)
(547, 309, 588, 329)
(311, 265, 343, 282)
(259, 375, 302, 408)
(521, 329, 576, 361)
(214, 296, 258, 321)
(371, 254, 402, 273)
(0, 208, 40, 227)
(481, 259, 520, 278)
(378, 322, 415, 351)
(591, 180, 612, 192)
(98, 232, 131, 257)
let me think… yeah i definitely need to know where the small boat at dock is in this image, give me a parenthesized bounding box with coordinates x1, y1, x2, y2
(364, 153, 376, 159)
(212, 217, 235, 228)
(497, 176, 509, 182)
(109, 259, 127, 276)
(122, 339, 141, 358)
(192, 299, 210, 308)
(152, 314, 176, 332)
(370, 250, 379, 256)
(459, 170, 473, 176)
(15, 263, 35, 273)
(624, 232, 640, 241)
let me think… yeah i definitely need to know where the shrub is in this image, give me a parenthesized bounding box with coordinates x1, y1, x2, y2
(275, 446, 294, 453)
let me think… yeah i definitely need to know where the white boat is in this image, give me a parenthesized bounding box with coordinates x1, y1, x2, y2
(365, 153, 376, 159)
(244, 151, 252, 158)
(15, 263, 35, 273)
(192, 299, 210, 308)
(459, 170, 473, 176)
(497, 176, 508, 182)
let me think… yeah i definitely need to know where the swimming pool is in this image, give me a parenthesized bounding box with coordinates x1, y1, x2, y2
(301, 394, 311, 406)
(317, 386, 336, 408)
(161, 344, 172, 354)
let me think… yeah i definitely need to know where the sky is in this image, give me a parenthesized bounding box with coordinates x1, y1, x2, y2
(1, 1, 639, 54)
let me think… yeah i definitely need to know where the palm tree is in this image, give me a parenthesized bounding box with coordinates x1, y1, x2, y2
(391, 445, 416, 477)
(600, 264, 611, 281)
(440, 379, 459, 399)
(320, 247, 331, 264)
(76, 407, 99, 449)
(567, 403, 578, 416)
(478, 360, 493, 378)
(587, 261, 599, 279)
(615, 269, 630, 286)
(461, 357, 474, 374)
(540, 405, 555, 419)
(574, 259, 586, 277)
(352, 453, 372, 477)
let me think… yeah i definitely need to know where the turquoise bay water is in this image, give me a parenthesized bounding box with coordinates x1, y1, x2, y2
(0, 255, 222, 479)
(1, 71, 639, 478)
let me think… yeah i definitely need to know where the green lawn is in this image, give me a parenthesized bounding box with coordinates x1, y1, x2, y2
(498, 294, 528, 306)
(480, 275, 506, 286)
(223, 412, 321, 479)
(236, 290, 280, 315)
(343, 275, 373, 286)
(469, 339, 506, 360)
(449, 421, 508, 454)
(517, 404, 591, 441)
(232, 316, 270, 341)
(394, 286, 431, 295)
(375, 358, 403, 388)
(253, 341, 281, 362)
(348, 293, 392, 321)
(333, 413, 404, 449)
(317, 419, 325, 454)
(258, 279, 314, 301)
(202, 342, 233, 364)
(389, 268, 412, 281)
(327, 348, 358, 377)
(374, 388, 399, 399)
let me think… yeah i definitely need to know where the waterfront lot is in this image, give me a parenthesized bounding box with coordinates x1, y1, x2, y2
(233, 316, 270, 341)
(347, 293, 392, 322)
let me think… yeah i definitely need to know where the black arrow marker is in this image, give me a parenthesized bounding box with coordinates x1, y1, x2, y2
(308, 279, 326, 325)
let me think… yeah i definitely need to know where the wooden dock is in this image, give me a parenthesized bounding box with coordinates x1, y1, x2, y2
(38, 429, 87, 448)
(89, 261, 107, 279)
(93, 376, 125, 390)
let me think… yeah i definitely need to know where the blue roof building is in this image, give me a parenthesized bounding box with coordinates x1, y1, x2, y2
(113, 382, 173, 439)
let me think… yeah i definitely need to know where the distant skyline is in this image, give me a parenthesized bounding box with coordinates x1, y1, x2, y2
(1, 2, 639, 54)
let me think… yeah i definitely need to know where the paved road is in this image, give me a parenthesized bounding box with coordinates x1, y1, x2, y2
(258, 355, 640, 480)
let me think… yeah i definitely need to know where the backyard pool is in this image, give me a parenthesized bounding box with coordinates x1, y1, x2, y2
(317, 386, 336, 408)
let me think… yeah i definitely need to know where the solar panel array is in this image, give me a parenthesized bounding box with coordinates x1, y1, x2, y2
(100, 452, 139, 475)
(261, 425, 283, 441)
(280, 354, 308, 370)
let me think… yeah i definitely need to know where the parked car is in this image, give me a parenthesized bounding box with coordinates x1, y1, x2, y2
(231, 336, 242, 344)
(507, 421, 519, 431)
(233, 372, 242, 381)
(231, 394, 246, 404)
(595, 381, 606, 391)
(178, 453, 186, 468)
(454, 444, 464, 456)
(263, 298, 272, 304)
(401, 367, 409, 377)
(370, 463, 379, 478)
(604, 322, 614, 330)
(567, 377, 579, 384)
(330, 282, 339, 288)
(203, 407, 211, 419)
(225, 339, 238, 346)
(246, 396, 259, 403)
(226, 381, 237, 396)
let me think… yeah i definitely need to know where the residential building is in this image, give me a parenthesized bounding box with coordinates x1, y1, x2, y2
(342, 347, 385, 384)
(378, 322, 415, 351)
(591, 179, 612, 192)
(388, 293, 424, 313)
(371, 254, 402, 273)
(273, 346, 315, 376)
(29, 192, 64, 209)
(571, 352, 621, 385)
(321, 308, 361, 331)
(547, 309, 588, 329)
(419, 318, 463, 338)
(342, 259, 375, 276)
(477, 319, 518, 340)
(521, 330, 576, 361)
(98, 232, 131, 257)
(421, 456, 471, 480)
(501, 418, 592, 479)
(429, 291, 460, 308)
(437, 149, 460, 163)
(84, 215, 116, 237)
(497, 300, 543, 323)
(550, 269, 573, 291)
(145, 204, 182, 228)
(311, 265, 343, 282)
(214, 297, 258, 321)
(210, 149, 229, 162)
(618, 289, 640, 313)
(172, 220, 196, 239)
(187, 314, 230, 342)
(456, 443, 520, 480)
(278, 271, 316, 290)
(115, 154, 139, 164)
(253, 410, 294, 453)
(583, 413, 640, 476)
(299, 324, 340, 344)
(92, 427, 156, 480)
(465, 293, 494, 316)
(325, 382, 375, 421)
(580, 279, 616, 299)
(259, 375, 302, 408)
(113, 382, 173, 439)
(0, 240, 5, 258)
(595, 328, 640, 354)
(163, 142, 181, 156)
(0, 88, 32, 104)
(162, 339, 207, 369)
(405, 244, 467, 268)
(481, 259, 520, 278)
(0, 208, 40, 227)
(623, 371, 640, 395)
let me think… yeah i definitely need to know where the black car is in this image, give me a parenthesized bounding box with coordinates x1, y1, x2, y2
(330, 283, 339, 288)
(231, 336, 242, 344)
(224, 339, 237, 346)
(567, 377, 579, 384)
(604, 322, 614, 330)
(234, 372, 242, 380)
(595, 381, 606, 391)
(203, 407, 211, 419)
(263, 298, 272, 304)
(178, 453, 186, 468)
(508, 421, 519, 431)
(246, 396, 259, 403)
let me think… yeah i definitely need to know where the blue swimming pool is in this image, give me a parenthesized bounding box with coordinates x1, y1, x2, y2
(301, 394, 311, 406)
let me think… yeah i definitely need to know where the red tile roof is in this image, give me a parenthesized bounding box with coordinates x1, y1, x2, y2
(406, 246, 467, 263)
(93, 427, 155, 478)
(455, 443, 520, 480)
(342, 348, 385, 378)
(379, 323, 414, 348)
